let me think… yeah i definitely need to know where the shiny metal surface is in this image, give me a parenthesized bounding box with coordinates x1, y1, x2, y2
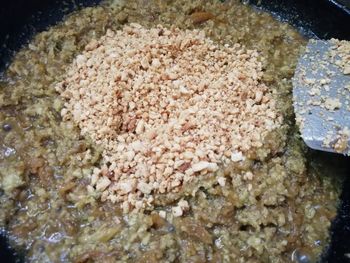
(293, 39, 350, 154)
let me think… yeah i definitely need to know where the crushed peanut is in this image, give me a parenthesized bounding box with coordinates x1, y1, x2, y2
(172, 199, 190, 217)
(329, 39, 350, 75)
(334, 127, 350, 154)
(56, 24, 282, 211)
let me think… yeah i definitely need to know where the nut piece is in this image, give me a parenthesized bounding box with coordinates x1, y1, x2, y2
(137, 182, 153, 195)
(95, 177, 111, 192)
(324, 98, 342, 111)
(217, 176, 226, 186)
(172, 199, 190, 217)
(159, 210, 167, 219)
(172, 206, 183, 217)
(192, 161, 218, 172)
(231, 151, 245, 162)
(119, 180, 135, 194)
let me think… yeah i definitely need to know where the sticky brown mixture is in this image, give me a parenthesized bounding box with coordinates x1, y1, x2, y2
(57, 24, 282, 212)
(0, 0, 344, 262)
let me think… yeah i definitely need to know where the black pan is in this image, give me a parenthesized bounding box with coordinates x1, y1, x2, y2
(0, 0, 349, 262)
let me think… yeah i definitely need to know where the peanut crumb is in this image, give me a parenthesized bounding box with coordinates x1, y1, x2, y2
(217, 177, 226, 186)
(159, 210, 166, 219)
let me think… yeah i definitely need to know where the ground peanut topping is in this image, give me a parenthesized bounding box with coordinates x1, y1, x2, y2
(330, 39, 350, 75)
(56, 23, 282, 211)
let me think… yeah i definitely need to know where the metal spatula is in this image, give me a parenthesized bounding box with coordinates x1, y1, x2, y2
(292, 39, 350, 155)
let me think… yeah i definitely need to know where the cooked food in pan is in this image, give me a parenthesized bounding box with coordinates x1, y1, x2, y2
(0, 0, 343, 262)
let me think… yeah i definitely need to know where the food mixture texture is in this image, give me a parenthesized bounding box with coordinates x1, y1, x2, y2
(0, 0, 342, 262)
(57, 23, 282, 212)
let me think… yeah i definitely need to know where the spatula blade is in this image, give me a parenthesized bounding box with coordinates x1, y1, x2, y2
(293, 39, 350, 155)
